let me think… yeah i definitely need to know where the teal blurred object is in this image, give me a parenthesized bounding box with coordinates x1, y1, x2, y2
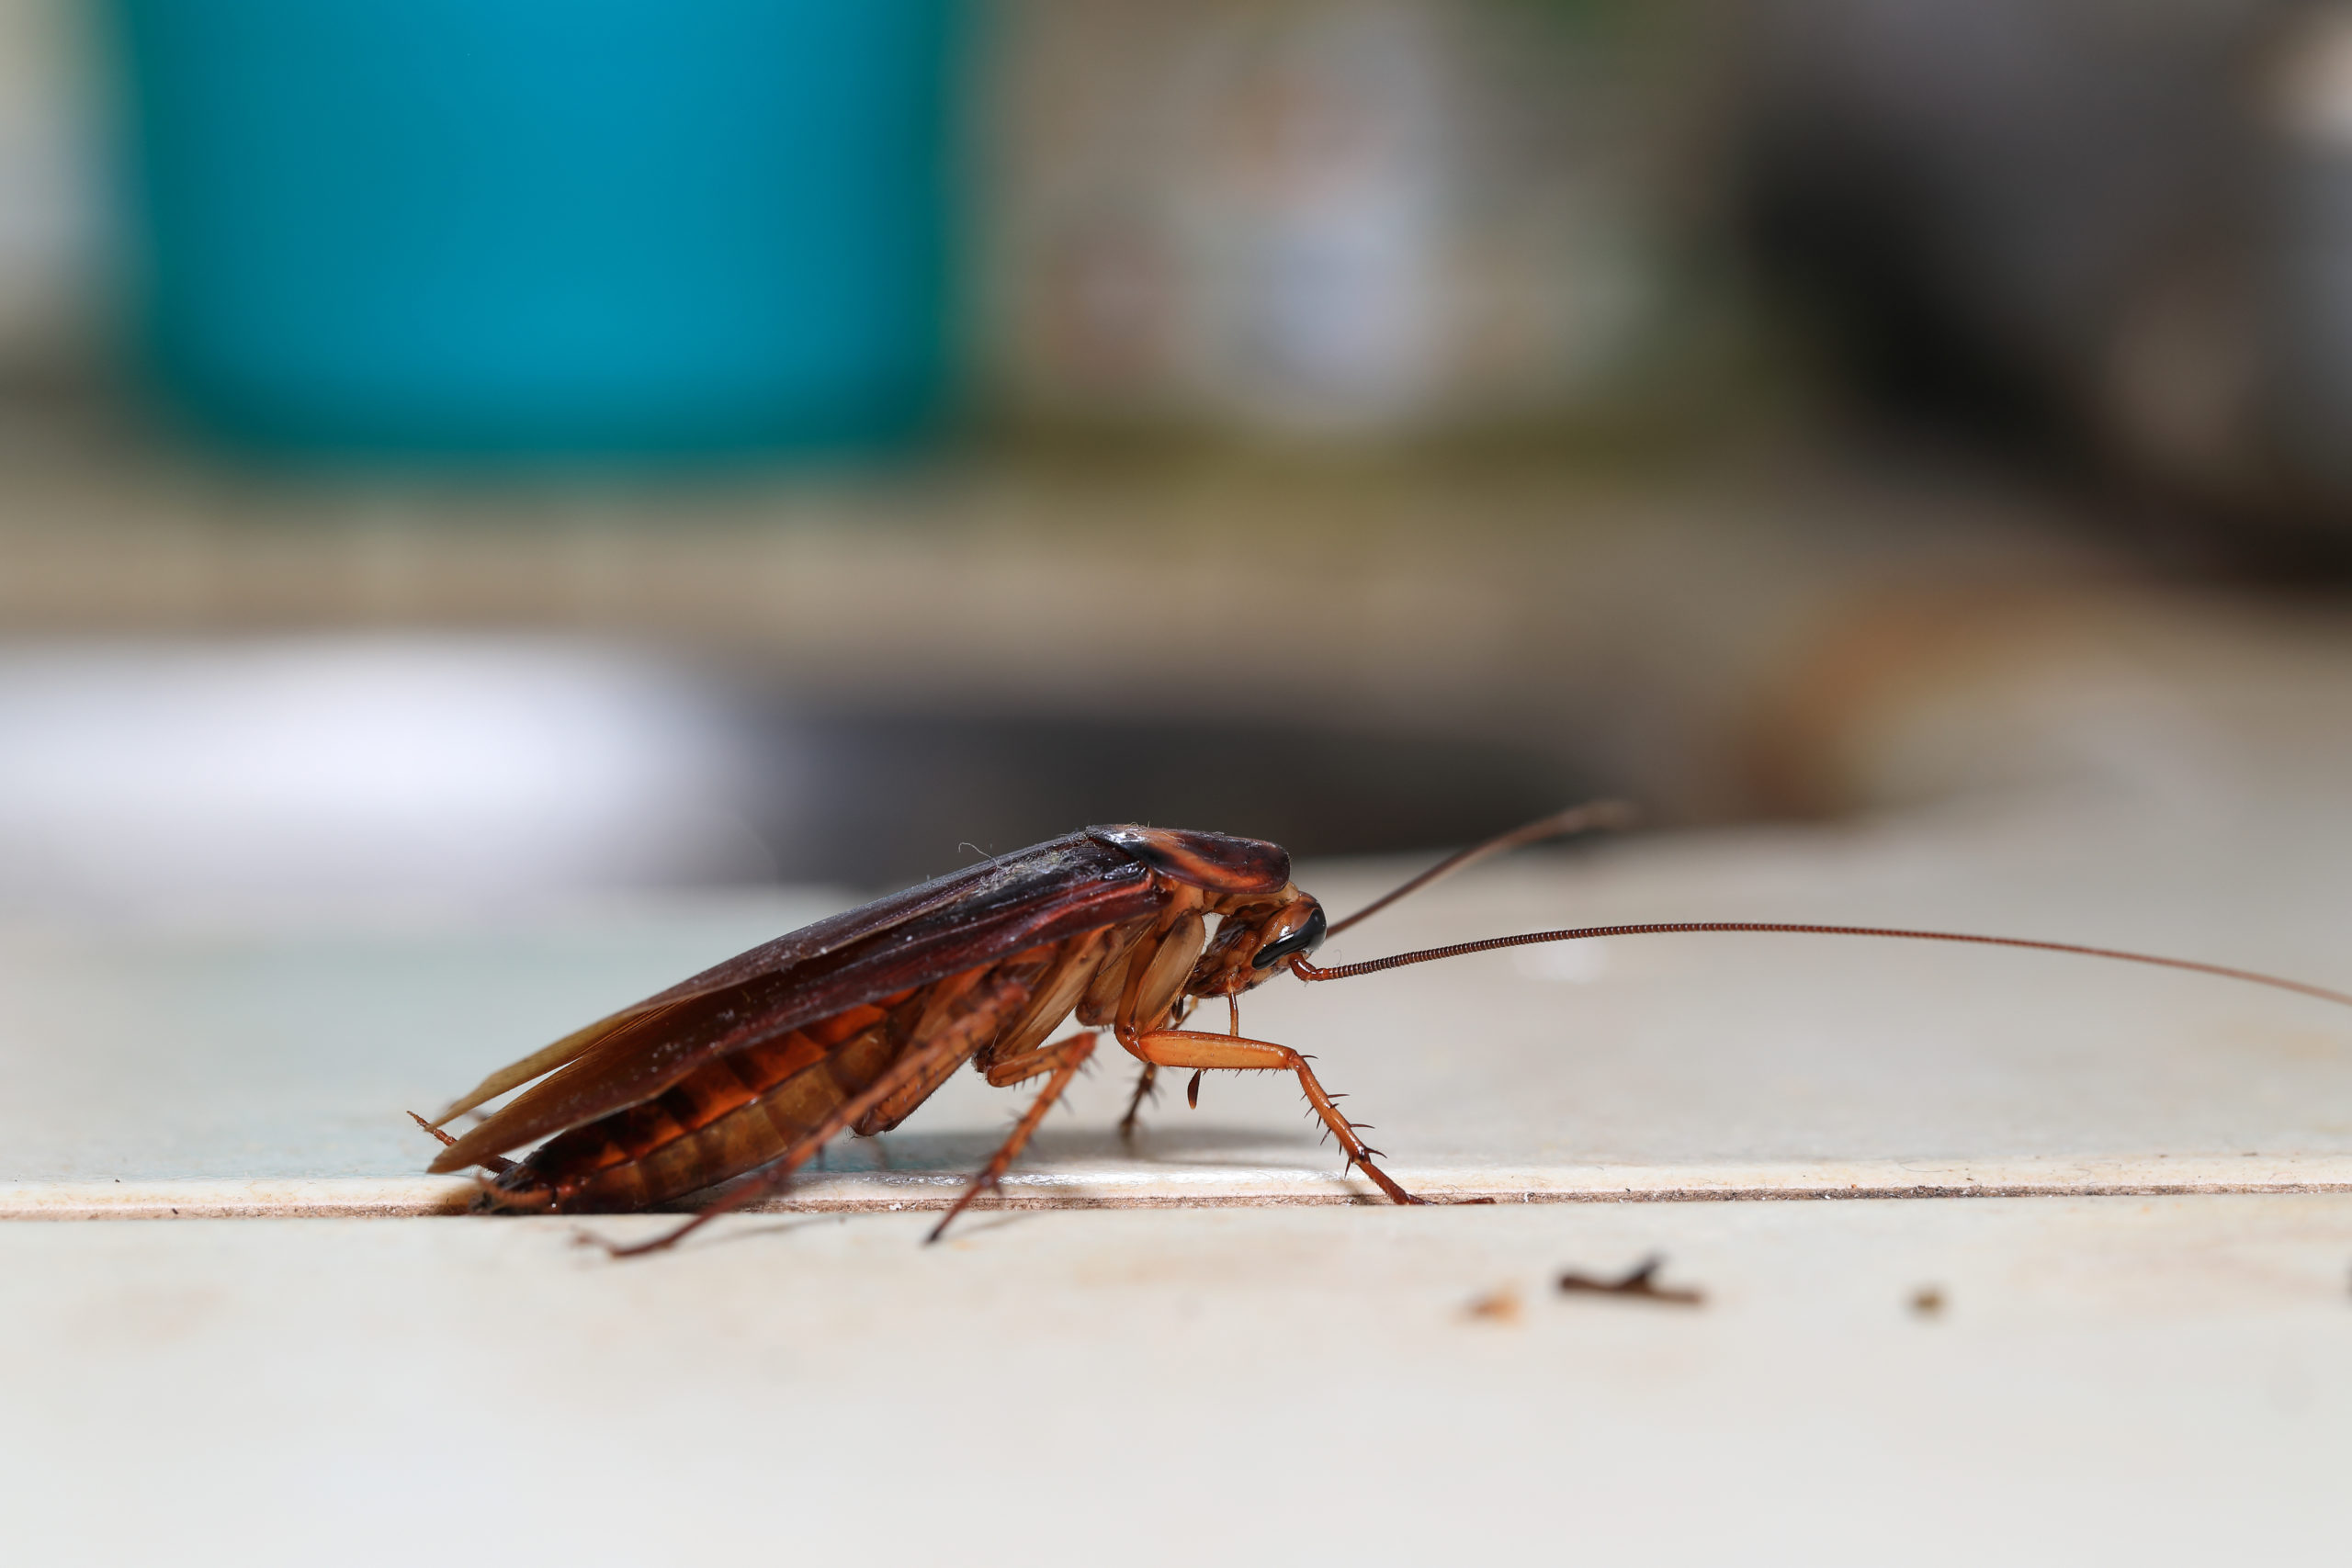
(110, 0, 960, 457)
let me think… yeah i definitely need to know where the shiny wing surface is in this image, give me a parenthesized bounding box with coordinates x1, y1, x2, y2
(434, 831, 1117, 1122)
(430, 834, 1163, 1172)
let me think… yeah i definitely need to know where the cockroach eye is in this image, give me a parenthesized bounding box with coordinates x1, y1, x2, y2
(1252, 905, 1327, 969)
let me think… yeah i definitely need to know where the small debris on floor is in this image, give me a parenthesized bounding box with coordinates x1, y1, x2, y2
(1910, 1286, 1947, 1317)
(1464, 1287, 1522, 1323)
(1557, 1254, 1703, 1307)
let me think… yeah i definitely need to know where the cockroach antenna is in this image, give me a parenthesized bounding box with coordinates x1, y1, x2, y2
(1289, 919, 2352, 1010)
(1300, 802, 2352, 1010)
(1325, 799, 1637, 937)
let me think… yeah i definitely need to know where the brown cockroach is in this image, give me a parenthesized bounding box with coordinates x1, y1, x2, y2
(417, 803, 2352, 1253)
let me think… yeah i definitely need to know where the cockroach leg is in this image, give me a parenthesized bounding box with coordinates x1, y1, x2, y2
(1121, 1027, 1424, 1206)
(980, 1030, 1100, 1089)
(1227, 996, 1241, 1036)
(471, 1171, 550, 1210)
(1116, 1064, 1159, 1141)
(408, 1111, 514, 1175)
(930, 1033, 1098, 1245)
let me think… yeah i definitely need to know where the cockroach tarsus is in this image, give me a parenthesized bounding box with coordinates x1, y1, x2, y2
(413, 801, 2352, 1255)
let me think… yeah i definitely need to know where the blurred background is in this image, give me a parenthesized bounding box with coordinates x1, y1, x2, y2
(6, 0, 2352, 915)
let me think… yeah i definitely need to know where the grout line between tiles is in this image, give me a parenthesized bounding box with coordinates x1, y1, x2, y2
(9, 1159, 2352, 1220)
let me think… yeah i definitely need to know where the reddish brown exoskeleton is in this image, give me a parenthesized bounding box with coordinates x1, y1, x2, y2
(418, 804, 2352, 1253)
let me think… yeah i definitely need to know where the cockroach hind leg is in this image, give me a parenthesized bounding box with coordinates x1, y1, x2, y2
(573, 1224, 662, 1258)
(468, 1170, 549, 1213)
(582, 1211, 716, 1259)
(574, 1224, 655, 1259)
(928, 1033, 1095, 1245)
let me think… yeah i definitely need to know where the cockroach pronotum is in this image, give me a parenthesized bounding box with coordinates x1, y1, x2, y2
(415, 804, 2352, 1254)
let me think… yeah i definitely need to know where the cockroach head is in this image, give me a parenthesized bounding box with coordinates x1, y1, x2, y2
(1187, 886, 1327, 996)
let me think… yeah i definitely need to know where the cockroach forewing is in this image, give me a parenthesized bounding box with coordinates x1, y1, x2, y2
(430, 834, 1168, 1173)
(432, 830, 1159, 1128)
(436, 836, 1117, 1125)
(433, 1000, 685, 1127)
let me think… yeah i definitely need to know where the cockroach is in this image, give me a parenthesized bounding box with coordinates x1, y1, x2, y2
(416, 803, 2352, 1254)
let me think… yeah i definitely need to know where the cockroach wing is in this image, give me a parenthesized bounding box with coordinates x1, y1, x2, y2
(434, 830, 1136, 1124)
(428, 832, 1170, 1174)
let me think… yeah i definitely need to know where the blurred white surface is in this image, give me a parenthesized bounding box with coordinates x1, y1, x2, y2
(0, 639, 772, 913)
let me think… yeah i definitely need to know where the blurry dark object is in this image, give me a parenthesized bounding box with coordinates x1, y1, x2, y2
(1741, 0, 2352, 546)
(107, 0, 960, 457)
(749, 709, 1590, 887)
(1557, 1254, 1705, 1305)
(2271, 6, 2352, 503)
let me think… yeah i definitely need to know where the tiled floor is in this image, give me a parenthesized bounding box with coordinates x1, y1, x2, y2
(6, 797, 2350, 1562)
(6, 1197, 2347, 1566)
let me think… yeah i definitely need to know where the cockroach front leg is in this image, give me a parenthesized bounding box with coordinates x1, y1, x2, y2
(1118, 1029, 1424, 1206)
(929, 1032, 1100, 1244)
